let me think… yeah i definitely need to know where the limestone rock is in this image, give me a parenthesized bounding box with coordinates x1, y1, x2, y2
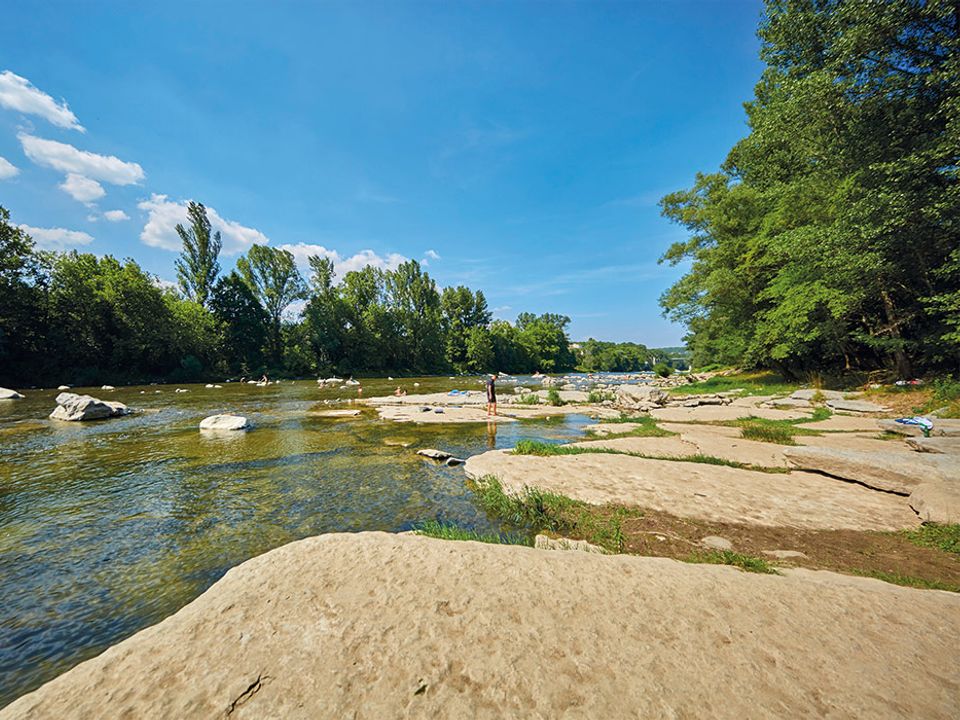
(56, 385, 70, 391)
(783, 446, 958, 494)
(417, 448, 453, 460)
(49, 392, 129, 421)
(100, 385, 115, 391)
(905, 436, 960, 454)
(0, 387, 25, 400)
(308, 409, 362, 418)
(879, 418, 960, 437)
(464, 450, 918, 531)
(3, 533, 957, 720)
(614, 384, 668, 410)
(763, 550, 808, 560)
(826, 399, 889, 413)
(909, 483, 960, 524)
(199, 414, 249, 431)
(790, 389, 846, 401)
(701, 536, 733, 551)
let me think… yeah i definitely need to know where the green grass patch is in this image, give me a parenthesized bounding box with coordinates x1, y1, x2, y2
(414, 520, 531, 546)
(470, 476, 640, 552)
(851, 568, 960, 593)
(740, 423, 797, 445)
(903, 523, 960, 556)
(587, 389, 614, 404)
(511, 439, 788, 473)
(685, 550, 778, 574)
(668, 371, 798, 397)
(516, 393, 541, 405)
(804, 406, 833, 423)
(546, 388, 564, 406)
(591, 415, 676, 439)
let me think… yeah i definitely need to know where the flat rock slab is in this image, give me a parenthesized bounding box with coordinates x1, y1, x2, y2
(827, 399, 890, 413)
(909, 482, 960, 524)
(803, 416, 882, 432)
(307, 409, 362, 418)
(650, 406, 811, 423)
(5, 533, 957, 720)
(784, 446, 959, 494)
(879, 418, 960, 437)
(367, 392, 487, 407)
(570, 436, 698, 457)
(0, 387, 24, 400)
(465, 451, 918, 531)
(585, 422, 645, 437)
(378, 406, 516, 424)
(906, 436, 960, 454)
(791, 389, 849, 401)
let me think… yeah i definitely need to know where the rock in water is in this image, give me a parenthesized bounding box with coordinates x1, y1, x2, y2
(0, 387, 25, 400)
(417, 448, 452, 460)
(49, 392, 129, 421)
(199, 414, 249, 432)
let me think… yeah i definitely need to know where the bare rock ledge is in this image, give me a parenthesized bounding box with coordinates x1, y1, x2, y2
(2, 533, 957, 720)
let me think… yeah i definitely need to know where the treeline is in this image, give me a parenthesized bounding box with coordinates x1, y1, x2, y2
(574, 340, 689, 373)
(659, 0, 960, 377)
(0, 205, 578, 386)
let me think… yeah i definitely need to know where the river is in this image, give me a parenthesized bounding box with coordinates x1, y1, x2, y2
(0, 375, 596, 708)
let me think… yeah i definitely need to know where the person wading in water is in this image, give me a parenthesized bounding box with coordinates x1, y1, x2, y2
(486, 373, 498, 417)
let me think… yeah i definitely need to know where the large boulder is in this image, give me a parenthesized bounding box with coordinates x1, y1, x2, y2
(783, 446, 958, 494)
(3, 533, 957, 720)
(49, 392, 130, 421)
(0, 387, 25, 400)
(613, 384, 668, 411)
(199, 414, 249, 432)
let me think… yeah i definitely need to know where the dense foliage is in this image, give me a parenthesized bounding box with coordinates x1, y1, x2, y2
(660, 0, 960, 376)
(0, 205, 580, 385)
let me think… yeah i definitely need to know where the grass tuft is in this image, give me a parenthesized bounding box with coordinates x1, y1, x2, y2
(851, 568, 960, 593)
(470, 476, 639, 552)
(740, 423, 797, 445)
(546, 388, 564, 406)
(413, 520, 530, 546)
(686, 550, 778, 574)
(903, 523, 960, 556)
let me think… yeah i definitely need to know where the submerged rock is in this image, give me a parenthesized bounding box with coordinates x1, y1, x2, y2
(0, 387, 25, 400)
(49, 392, 129, 421)
(199, 414, 249, 432)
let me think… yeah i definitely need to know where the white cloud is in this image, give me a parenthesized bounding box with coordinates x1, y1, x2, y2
(425, 249, 441, 260)
(152, 277, 178, 292)
(0, 156, 19, 180)
(137, 194, 269, 255)
(59, 173, 105, 203)
(19, 133, 144, 185)
(103, 209, 129, 222)
(0, 70, 84, 131)
(18, 224, 93, 251)
(279, 242, 408, 279)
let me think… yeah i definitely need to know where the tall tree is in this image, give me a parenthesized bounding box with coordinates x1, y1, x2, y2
(174, 202, 222, 308)
(236, 244, 306, 363)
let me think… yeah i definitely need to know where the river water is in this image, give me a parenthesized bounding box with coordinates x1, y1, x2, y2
(0, 376, 596, 708)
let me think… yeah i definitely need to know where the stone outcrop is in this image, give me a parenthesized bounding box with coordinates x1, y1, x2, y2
(0, 387, 25, 400)
(49, 392, 130, 421)
(613, 384, 668, 411)
(199, 414, 249, 431)
(909, 483, 960, 524)
(465, 450, 918, 531)
(906, 436, 960, 454)
(783, 446, 958, 494)
(3, 533, 957, 720)
(826, 399, 889, 413)
(879, 418, 960, 437)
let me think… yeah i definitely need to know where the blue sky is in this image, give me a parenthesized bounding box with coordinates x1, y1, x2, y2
(0, 0, 764, 346)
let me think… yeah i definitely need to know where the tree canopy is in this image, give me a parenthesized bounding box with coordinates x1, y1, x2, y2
(659, 0, 960, 376)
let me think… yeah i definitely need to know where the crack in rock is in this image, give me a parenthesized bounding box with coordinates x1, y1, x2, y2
(226, 673, 268, 716)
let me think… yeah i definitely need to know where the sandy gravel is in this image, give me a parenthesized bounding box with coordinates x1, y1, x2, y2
(464, 450, 920, 530)
(4, 533, 956, 719)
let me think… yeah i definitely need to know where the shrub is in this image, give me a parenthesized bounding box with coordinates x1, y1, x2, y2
(547, 388, 564, 406)
(653, 362, 673, 377)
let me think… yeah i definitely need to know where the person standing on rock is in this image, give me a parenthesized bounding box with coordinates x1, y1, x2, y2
(486, 373, 498, 417)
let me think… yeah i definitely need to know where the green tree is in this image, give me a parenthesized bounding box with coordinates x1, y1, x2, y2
(441, 286, 491, 371)
(210, 272, 269, 374)
(174, 202, 222, 308)
(236, 244, 307, 364)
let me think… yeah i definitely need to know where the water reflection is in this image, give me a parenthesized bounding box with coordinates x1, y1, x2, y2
(0, 376, 594, 708)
